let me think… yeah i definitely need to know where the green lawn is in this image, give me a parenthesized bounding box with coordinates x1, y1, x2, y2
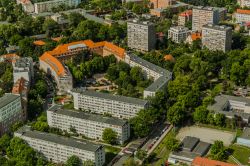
(228, 144, 250, 165)
(105, 145, 121, 165)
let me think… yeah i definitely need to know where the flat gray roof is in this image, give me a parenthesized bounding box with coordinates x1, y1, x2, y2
(48, 105, 128, 126)
(0, 93, 20, 109)
(182, 136, 199, 152)
(145, 75, 171, 92)
(203, 24, 232, 31)
(239, 127, 250, 140)
(15, 126, 103, 152)
(72, 89, 148, 106)
(127, 20, 155, 26)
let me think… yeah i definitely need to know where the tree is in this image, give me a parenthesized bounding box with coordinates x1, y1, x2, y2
(66, 155, 82, 166)
(210, 141, 228, 161)
(214, 113, 226, 127)
(135, 149, 147, 160)
(165, 136, 180, 152)
(230, 62, 247, 85)
(0, 134, 10, 153)
(83, 160, 95, 166)
(193, 106, 209, 124)
(123, 157, 138, 166)
(102, 128, 118, 145)
(167, 102, 185, 126)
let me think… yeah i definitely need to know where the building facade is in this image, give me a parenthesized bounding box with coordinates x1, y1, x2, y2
(202, 24, 232, 52)
(238, 0, 250, 7)
(15, 126, 105, 166)
(168, 26, 190, 43)
(13, 57, 34, 85)
(150, 0, 175, 9)
(34, 0, 81, 13)
(47, 105, 130, 144)
(0, 94, 23, 136)
(178, 10, 192, 26)
(39, 53, 73, 94)
(235, 9, 250, 23)
(72, 89, 149, 119)
(127, 20, 156, 52)
(192, 6, 225, 32)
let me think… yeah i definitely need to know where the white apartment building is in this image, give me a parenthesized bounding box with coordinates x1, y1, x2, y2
(16, 0, 34, 13)
(0, 93, 22, 136)
(202, 24, 232, 52)
(72, 89, 149, 119)
(235, 9, 250, 23)
(15, 126, 105, 166)
(124, 53, 172, 98)
(192, 6, 225, 32)
(238, 0, 250, 7)
(34, 0, 81, 14)
(13, 57, 34, 86)
(127, 20, 156, 52)
(39, 53, 73, 94)
(168, 26, 190, 43)
(47, 105, 130, 144)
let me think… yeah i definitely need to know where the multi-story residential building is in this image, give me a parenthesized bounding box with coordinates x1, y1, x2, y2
(168, 26, 190, 43)
(192, 6, 226, 32)
(125, 53, 172, 98)
(238, 0, 250, 7)
(39, 53, 73, 94)
(127, 20, 156, 52)
(34, 0, 81, 14)
(207, 95, 250, 123)
(0, 93, 23, 136)
(15, 126, 105, 166)
(0, 54, 20, 63)
(72, 89, 149, 119)
(234, 9, 250, 23)
(16, 0, 34, 13)
(178, 10, 192, 26)
(12, 77, 29, 120)
(185, 32, 202, 44)
(12, 57, 34, 85)
(202, 24, 232, 52)
(150, 0, 175, 9)
(47, 105, 130, 144)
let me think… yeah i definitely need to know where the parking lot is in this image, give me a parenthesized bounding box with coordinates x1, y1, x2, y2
(177, 126, 236, 146)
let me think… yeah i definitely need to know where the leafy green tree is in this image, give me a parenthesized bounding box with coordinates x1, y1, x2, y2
(83, 159, 95, 166)
(123, 157, 138, 166)
(66, 155, 82, 166)
(102, 128, 118, 145)
(193, 106, 209, 124)
(135, 149, 147, 160)
(230, 62, 247, 85)
(0, 134, 11, 153)
(165, 136, 180, 152)
(210, 141, 228, 161)
(214, 113, 226, 127)
(167, 102, 185, 125)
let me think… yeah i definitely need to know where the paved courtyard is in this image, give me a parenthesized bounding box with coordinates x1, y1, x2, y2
(177, 126, 236, 146)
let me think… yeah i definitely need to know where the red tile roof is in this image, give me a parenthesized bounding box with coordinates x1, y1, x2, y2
(33, 40, 46, 46)
(164, 54, 175, 62)
(191, 32, 202, 41)
(0, 54, 20, 63)
(236, 9, 250, 15)
(179, 10, 192, 17)
(12, 77, 28, 94)
(192, 157, 237, 166)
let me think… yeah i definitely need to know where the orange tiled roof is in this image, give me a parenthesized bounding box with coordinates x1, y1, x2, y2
(12, 77, 28, 94)
(192, 157, 237, 166)
(0, 54, 20, 63)
(164, 54, 175, 62)
(179, 10, 192, 17)
(51, 37, 63, 42)
(33, 40, 46, 46)
(39, 52, 65, 76)
(191, 32, 202, 41)
(236, 9, 250, 15)
(103, 42, 125, 59)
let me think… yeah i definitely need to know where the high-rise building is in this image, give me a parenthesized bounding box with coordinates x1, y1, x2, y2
(15, 126, 105, 166)
(192, 6, 226, 32)
(127, 20, 156, 52)
(168, 26, 190, 43)
(178, 10, 192, 26)
(0, 93, 23, 136)
(202, 24, 232, 52)
(72, 89, 149, 119)
(47, 105, 130, 144)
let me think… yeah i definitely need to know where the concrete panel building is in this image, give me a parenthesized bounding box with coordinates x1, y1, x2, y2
(192, 6, 226, 32)
(47, 105, 130, 144)
(72, 89, 149, 119)
(15, 126, 105, 166)
(34, 0, 81, 14)
(127, 20, 156, 52)
(13, 57, 34, 85)
(235, 9, 250, 23)
(178, 10, 192, 26)
(202, 24, 232, 52)
(0, 93, 23, 136)
(238, 0, 250, 7)
(168, 26, 190, 43)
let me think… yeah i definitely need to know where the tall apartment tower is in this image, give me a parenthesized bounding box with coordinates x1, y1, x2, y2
(202, 24, 232, 52)
(127, 20, 156, 52)
(192, 6, 226, 32)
